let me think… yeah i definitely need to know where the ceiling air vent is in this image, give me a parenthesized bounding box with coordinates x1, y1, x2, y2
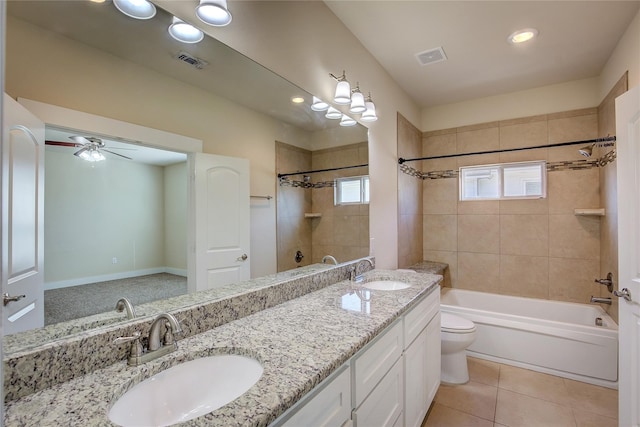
(415, 47, 447, 66)
(175, 51, 209, 70)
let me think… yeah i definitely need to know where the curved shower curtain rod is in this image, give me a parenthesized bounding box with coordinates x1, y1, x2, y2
(398, 136, 616, 164)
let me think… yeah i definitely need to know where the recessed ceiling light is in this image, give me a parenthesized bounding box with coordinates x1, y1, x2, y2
(291, 96, 305, 104)
(168, 17, 204, 44)
(113, 0, 156, 20)
(508, 28, 539, 44)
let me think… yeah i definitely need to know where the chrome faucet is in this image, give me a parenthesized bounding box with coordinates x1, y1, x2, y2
(322, 255, 338, 265)
(594, 272, 614, 293)
(115, 297, 137, 319)
(350, 258, 374, 281)
(114, 312, 182, 366)
(590, 296, 612, 305)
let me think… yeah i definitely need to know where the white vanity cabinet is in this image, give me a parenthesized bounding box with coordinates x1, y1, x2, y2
(403, 290, 441, 427)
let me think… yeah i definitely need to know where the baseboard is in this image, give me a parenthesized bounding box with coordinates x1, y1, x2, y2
(45, 267, 185, 291)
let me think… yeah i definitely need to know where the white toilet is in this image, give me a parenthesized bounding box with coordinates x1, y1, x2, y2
(440, 312, 477, 384)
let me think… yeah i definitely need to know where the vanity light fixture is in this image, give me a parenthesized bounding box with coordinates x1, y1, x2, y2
(196, 0, 232, 27)
(169, 17, 204, 44)
(507, 28, 539, 44)
(360, 93, 378, 122)
(113, 0, 156, 19)
(331, 71, 352, 105)
(339, 114, 357, 127)
(349, 83, 366, 114)
(325, 106, 342, 119)
(311, 96, 330, 112)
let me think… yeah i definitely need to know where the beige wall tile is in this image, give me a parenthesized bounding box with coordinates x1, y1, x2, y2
(500, 215, 549, 256)
(548, 169, 599, 214)
(424, 178, 458, 214)
(457, 127, 500, 154)
(498, 147, 548, 163)
(500, 198, 548, 215)
(458, 215, 500, 254)
(499, 120, 548, 150)
(422, 250, 457, 286)
(333, 215, 360, 246)
(310, 215, 334, 246)
(548, 257, 600, 303)
(398, 170, 422, 215)
(457, 153, 500, 168)
(423, 132, 457, 157)
(549, 215, 600, 260)
(499, 255, 549, 298)
(457, 252, 500, 292)
(424, 214, 457, 251)
(548, 113, 598, 144)
(458, 200, 500, 215)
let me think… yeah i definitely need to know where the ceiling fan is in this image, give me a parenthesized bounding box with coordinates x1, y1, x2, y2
(45, 136, 134, 162)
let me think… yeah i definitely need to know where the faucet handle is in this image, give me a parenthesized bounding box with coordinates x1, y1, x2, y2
(114, 331, 143, 359)
(113, 331, 141, 345)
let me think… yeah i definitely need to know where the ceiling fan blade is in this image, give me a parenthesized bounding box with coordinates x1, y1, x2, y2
(102, 149, 132, 160)
(69, 135, 92, 145)
(73, 147, 89, 157)
(45, 140, 80, 147)
(104, 146, 137, 151)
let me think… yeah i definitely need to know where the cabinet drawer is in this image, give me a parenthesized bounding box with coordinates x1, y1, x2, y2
(404, 289, 439, 349)
(353, 357, 404, 427)
(353, 320, 403, 408)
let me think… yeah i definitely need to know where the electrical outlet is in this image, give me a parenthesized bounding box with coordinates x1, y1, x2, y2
(112, 257, 118, 264)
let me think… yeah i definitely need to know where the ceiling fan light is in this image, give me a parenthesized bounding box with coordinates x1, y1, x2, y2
(334, 80, 351, 105)
(91, 150, 106, 162)
(349, 90, 366, 114)
(361, 98, 378, 122)
(113, 0, 156, 20)
(311, 96, 330, 112)
(325, 106, 342, 120)
(169, 17, 204, 44)
(339, 114, 357, 127)
(196, 0, 232, 26)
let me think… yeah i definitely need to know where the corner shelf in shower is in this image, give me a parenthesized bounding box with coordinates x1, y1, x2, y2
(304, 213, 322, 218)
(574, 208, 605, 216)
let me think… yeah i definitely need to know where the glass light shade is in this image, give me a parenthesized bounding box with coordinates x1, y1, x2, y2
(311, 96, 329, 112)
(113, 0, 156, 20)
(169, 17, 204, 44)
(349, 91, 366, 114)
(325, 106, 342, 119)
(91, 150, 106, 162)
(339, 114, 357, 127)
(196, 0, 232, 26)
(361, 101, 378, 122)
(333, 80, 351, 105)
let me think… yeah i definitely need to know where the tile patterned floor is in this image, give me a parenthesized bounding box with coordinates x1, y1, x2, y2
(423, 357, 618, 427)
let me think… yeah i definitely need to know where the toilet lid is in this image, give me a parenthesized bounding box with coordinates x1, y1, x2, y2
(441, 312, 476, 333)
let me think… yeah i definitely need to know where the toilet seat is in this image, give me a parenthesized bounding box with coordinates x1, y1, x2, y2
(441, 312, 476, 334)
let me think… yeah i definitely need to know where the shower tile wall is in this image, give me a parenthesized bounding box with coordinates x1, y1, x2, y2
(422, 108, 604, 304)
(276, 141, 369, 272)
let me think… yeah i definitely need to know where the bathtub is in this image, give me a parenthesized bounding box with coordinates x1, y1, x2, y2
(440, 287, 618, 388)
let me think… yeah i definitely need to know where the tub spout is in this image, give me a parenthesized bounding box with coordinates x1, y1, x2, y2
(590, 296, 612, 305)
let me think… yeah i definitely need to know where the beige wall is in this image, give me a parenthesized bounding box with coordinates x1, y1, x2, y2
(397, 113, 423, 269)
(164, 162, 188, 273)
(422, 109, 606, 304)
(276, 142, 369, 271)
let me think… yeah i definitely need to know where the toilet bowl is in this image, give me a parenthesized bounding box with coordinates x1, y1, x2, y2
(440, 312, 477, 384)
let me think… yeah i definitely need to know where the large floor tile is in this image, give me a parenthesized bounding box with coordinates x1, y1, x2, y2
(468, 357, 500, 387)
(498, 364, 572, 406)
(563, 378, 618, 419)
(495, 389, 576, 427)
(422, 403, 493, 427)
(435, 381, 498, 421)
(573, 409, 617, 427)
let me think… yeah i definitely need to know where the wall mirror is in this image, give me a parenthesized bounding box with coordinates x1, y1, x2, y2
(4, 0, 368, 351)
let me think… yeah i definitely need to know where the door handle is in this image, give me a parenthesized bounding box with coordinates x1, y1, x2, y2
(236, 253, 248, 262)
(613, 288, 632, 302)
(3, 293, 26, 306)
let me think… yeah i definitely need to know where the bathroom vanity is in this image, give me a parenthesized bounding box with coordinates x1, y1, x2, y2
(3, 265, 442, 426)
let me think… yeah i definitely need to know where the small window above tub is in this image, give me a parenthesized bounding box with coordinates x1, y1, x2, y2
(335, 176, 369, 205)
(459, 161, 546, 201)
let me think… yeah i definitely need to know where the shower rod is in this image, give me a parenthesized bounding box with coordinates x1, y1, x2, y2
(398, 136, 616, 164)
(277, 163, 368, 179)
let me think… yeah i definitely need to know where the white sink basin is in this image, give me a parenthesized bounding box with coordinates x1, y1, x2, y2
(363, 280, 411, 291)
(109, 355, 263, 426)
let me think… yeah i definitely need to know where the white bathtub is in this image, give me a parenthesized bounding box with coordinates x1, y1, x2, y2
(440, 288, 618, 388)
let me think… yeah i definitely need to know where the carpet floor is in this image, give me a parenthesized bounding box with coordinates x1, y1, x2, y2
(44, 273, 188, 325)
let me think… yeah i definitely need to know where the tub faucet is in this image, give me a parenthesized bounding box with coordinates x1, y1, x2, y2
(590, 296, 612, 305)
(115, 297, 137, 319)
(322, 255, 338, 265)
(594, 272, 614, 293)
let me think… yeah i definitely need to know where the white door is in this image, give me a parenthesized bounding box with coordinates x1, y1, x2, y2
(2, 94, 45, 334)
(190, 152, 250, 292)
(616, 85, 640, 426)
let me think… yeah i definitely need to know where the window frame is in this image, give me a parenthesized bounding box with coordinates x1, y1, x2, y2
(334, 175, 370, 206)
(459, 160, 547, 201)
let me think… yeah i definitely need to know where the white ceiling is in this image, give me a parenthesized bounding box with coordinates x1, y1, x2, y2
(326, 1, 640, 108)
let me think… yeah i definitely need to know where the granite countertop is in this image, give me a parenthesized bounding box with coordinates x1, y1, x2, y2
(4, 269, 442, 427)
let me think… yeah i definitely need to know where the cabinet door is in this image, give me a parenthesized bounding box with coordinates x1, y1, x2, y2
(277, 365, 351, 427)
(354, 357, 404, 427)
(425, 312, 441, 406)
(404, 328, 427, 427)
